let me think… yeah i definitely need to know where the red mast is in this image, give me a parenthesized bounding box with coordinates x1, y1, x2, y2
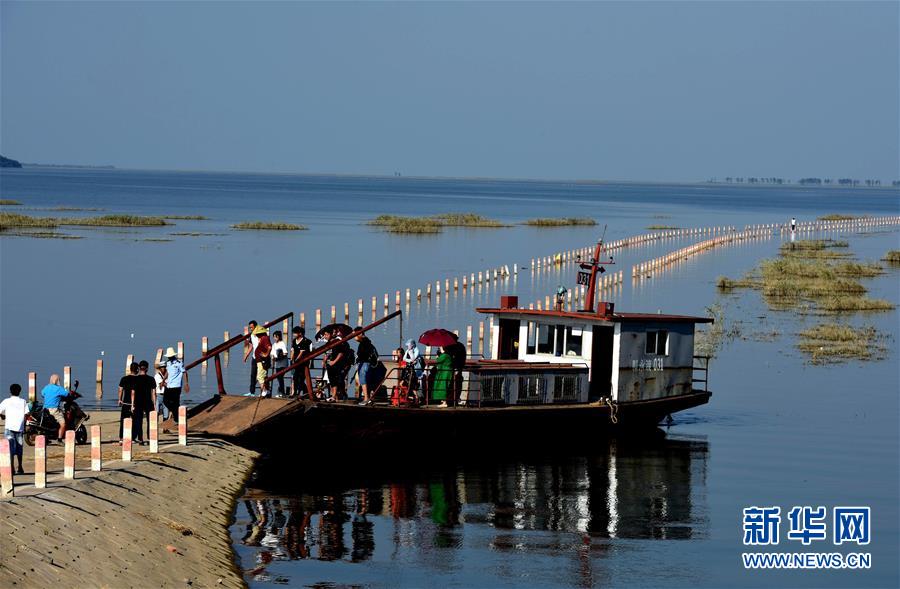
(579, 239, 611, 313)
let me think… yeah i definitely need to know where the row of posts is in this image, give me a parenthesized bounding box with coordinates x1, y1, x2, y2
(0, 407, 188, 498)
(632, 215, 900, 279)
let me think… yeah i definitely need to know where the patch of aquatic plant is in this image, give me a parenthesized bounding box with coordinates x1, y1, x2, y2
(164, 215, 209, 220)
(779, 240, 852, 260)
(646, 224, 680, 230)
(693, 302, 742, 358)
(60, 214, 170, 227)
(0, 199, 22, 206)
(716, 275, 759, 290)
(797, 323, 887, 364)
(141, 238, 174, 242)
(782, 239, 848, 251)
(817, 296, 894, 313)
(2, 230, 83, 239)
(231, 221, 306, 230)
(523, 217, 598, 227)
(170, 232, 223, 237)
(2, 212, 171, 229)
(884, 250, 900, 264)
(48, 206, 104, 212)
(718, 247, 891, 315)
(433, 213, 506, 227)
(817, 214, 858, 221)
(368, 213, 505, 233)
(0, 213, 61, 229)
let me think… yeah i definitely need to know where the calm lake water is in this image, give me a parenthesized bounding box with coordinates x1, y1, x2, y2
(1, 168, 899, 587)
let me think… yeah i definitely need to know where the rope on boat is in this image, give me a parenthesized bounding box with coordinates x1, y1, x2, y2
(603, 396, 619, 424)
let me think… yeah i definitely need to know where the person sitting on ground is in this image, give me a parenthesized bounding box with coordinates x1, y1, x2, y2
(354, 331, 378, 405)
(271, 330, 289, 397)
(252, 325, 273, 398)
(118, 362, 139, 441)
(0, 383, 28, 474)
(40, 374, 69, 441)
(164, 347, 188, 430)
(290, 326, 312, 398)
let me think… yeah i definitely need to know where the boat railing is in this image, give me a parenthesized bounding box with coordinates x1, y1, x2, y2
(365, 358, 590, 408)
(265, 311, 403, 396)
(692, 355, 711, 392)
(182, 311, 295, 394)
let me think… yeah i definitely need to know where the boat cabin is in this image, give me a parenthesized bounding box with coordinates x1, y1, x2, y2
(468, 296, 712, 406)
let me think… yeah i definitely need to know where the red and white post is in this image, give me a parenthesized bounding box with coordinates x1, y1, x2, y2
(178, 406, 187, 446)
(28, 371, 37, 403)
(149, 410, 159, 453)
(91, 425, 102, 471)
(122, 418, 132, 461)
(34, 435, 46, 489)
(64, 430, 76, 479)
(0, 439, 13, 498)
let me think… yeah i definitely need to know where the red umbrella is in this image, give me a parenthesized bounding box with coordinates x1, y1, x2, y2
(418, 328, 459, 347)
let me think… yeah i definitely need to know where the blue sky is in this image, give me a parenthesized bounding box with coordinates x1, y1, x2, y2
(1, 1, 897, 181)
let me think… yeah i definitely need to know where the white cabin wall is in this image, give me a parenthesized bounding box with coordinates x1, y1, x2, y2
(611, 323, 622, 401)
(615, 322, 696, 401)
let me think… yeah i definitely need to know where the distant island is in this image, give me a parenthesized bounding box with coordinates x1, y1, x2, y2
(0, 155, 22, 168)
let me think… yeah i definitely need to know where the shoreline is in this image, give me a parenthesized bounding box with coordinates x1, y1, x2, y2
(0, 411, 258, 588)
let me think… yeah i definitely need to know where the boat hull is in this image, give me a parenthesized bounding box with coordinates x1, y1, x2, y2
(189, 391, 712, 448)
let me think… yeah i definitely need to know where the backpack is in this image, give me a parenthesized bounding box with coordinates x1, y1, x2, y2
(344, 346, 356, 367)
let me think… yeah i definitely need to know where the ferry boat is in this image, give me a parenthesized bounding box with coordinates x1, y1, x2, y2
(186, 240, 713, 446)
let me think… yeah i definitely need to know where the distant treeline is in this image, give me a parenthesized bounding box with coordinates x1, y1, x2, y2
(0, 155, 22, 168)
(711, 177, 896, 187)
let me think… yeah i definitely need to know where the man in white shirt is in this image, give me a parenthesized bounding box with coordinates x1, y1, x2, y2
(0, 383, 28, 474)
(243, 319, 260, 394)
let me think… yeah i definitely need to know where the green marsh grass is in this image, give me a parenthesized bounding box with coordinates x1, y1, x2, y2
(231, 221, 306, 230)
(368, 213, 505, 234)
(797, 323, 886, 364)
(524, 218, 598, 227)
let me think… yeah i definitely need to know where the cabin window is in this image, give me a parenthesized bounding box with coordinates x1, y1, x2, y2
(518, 375, 545, 403)
(553, 375, 581, 402)
(565, 326, 584, 356)
(528, 323, 585, 357)
(480, 375, 505, 403)
(645, 330, 669, 355)
(536, 324, 554, 354)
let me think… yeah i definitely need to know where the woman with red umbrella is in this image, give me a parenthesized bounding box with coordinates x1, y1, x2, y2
(418, 329, 458, 407)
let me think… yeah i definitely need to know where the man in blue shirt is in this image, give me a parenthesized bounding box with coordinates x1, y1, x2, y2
(163, 347, 189, 428)
(40, 374, 69, 441)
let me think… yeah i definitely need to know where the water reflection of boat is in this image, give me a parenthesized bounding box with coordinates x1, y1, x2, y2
(189, 238, 714, 445)
(234, 433, 709, 577)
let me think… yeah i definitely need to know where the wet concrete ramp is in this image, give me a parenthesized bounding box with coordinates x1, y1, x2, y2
(187, 395, 307, 437)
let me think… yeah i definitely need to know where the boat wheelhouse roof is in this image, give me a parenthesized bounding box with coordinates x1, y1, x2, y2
(475, 307, 714, 324)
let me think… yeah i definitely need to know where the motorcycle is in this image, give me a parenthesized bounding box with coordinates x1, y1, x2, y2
(25, 379, 90, 446)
